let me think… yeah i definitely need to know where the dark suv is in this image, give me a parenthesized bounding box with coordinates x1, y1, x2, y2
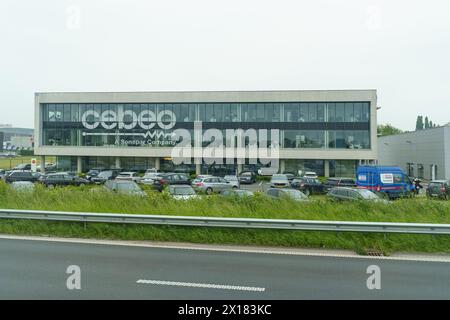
(153, 173, 191, 191)
(324, 177, 356, 192)
(91, 169, 122, 184)
(5, 170, 39, 183)
(427, 180, 450, 200)
(238, 171, 256, 184)
(41, 173, 90, 188)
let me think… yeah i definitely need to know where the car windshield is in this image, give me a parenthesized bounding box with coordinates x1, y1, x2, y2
(357, 189, 379, 199)
(272, 175, 288, 181)
(117, 183, 141, 191)
(241, 172, 252, 176)
(172, 187, 195, 195)
(280, 189, 307, 199)
(98, 171, 112, 178)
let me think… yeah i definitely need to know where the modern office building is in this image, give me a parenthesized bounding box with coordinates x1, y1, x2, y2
(34, 90, 378, 176)
(378, 126, 450, 180)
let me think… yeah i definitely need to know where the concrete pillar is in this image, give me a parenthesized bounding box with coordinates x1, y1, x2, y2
(195, 163, 201, 175)
(40, 156, 46, 174)
(155, 158, 161, 171)
(324, 160, 330, 178)
(77, 156, 82, 173)
(115, 157, 121, 169)
(280, 159, 285, 174)
(237, 164, 243, 175)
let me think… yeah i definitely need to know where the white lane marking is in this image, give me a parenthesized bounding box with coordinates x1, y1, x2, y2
(136, 279, 265, 292)
(1, 234, 450, 263)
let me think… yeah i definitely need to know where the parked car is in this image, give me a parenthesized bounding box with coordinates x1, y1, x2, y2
(238, 171, 256, 184)
(269, 174, 290, 188)
(168, 185, 198, 200)
(266, 188, 308, 202)
(223, 175, 240, 189)
(11, 181, 35, 192)
(257, 167, 278, 176)
(323, 177, 356, 192)
(41, 173, 89, 188)
(291, 177, 325, 196)
(328, 187, 387, 203)
(4, 170, 39, 183)
(13, 163, 31, 171)
(153, 173, 191, 192)
(140, 172, 161, 185)
(284, 173, 296, 182)
(115, 172, 141, 182)
(192, 176, 233, 195)
(91, 170, 121, 184)
(104, 180, 147, 197)
(85, 168, 105, 181)
(0, 169, 6, 180)
(303, 171, 318, 179)
(145, 168, 159, 175)
(221, 189, 254, 197)
(356, 166, 414, 199)
(427, 180, 450, 200)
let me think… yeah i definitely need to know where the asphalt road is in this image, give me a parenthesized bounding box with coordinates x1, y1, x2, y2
(0, 238, 449, 299)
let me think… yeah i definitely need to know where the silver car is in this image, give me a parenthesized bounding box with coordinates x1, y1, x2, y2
(270, 174, 290, 188)
(223, 175, 240, 189)
(192, 176, 233, 195)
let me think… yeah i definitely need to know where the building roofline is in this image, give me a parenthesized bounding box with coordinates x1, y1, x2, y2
(35, 89, 377, 96)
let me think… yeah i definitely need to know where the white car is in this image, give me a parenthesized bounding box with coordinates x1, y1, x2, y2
(145, 168, 159, 175)
(304, 171, 318, 179)
(115, 172, 141, 182)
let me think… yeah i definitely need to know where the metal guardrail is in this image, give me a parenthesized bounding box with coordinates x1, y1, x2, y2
(0, 209, 449, 235)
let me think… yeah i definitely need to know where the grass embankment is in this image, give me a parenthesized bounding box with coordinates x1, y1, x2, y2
(0, 182, 449, 255)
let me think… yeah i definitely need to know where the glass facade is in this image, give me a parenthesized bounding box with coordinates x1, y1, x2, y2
(41, 102, 371, 149)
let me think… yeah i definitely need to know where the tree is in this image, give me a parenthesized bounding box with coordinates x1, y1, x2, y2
(415, 116, 424, 131)
(377, 124, 403, 137)
(425, 116, 429, 129)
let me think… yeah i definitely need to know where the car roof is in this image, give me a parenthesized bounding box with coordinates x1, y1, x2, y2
(430, 180, 447, 183)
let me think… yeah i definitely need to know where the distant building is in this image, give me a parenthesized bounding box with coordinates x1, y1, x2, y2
(378, 126, 450, 180)
(0, 126, 34, 152)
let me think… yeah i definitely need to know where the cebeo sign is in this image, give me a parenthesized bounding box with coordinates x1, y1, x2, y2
(81, 107, 176, 131)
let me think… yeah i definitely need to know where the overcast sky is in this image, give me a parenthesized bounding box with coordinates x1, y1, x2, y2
(1, 0, 449, 130)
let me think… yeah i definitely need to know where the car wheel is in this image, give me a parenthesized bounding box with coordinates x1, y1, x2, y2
(79, 183, 85, 187)
(206, 187, 213, 195)
(232, 186, 238, 189)
(304, 189, 311, 196)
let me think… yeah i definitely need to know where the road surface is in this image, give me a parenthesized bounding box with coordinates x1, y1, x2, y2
(0, 237, 449, 299)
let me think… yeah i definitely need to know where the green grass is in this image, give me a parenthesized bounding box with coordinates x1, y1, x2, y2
(0, 181, 449, 255)
(0, 156, 56, 170)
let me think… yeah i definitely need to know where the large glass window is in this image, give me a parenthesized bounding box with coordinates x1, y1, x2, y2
(42, 101, 371, 149)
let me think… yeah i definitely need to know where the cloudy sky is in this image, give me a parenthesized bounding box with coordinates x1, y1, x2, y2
(1, 0, 449, 130)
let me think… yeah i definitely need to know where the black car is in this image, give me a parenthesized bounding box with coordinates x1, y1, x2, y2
(238, 171, 256, 184)
(323, 177, 356, 192)
(291, 177, 325, 196)
(91, 169, 122, 184)
(427, 180, 450, 200)
(153, 173, 191, 192)
(41, 173, 90, 188)
(4, 170, 39, 183)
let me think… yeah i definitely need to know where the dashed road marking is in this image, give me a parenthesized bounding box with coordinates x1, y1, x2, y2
(136, 279, 266, 292)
